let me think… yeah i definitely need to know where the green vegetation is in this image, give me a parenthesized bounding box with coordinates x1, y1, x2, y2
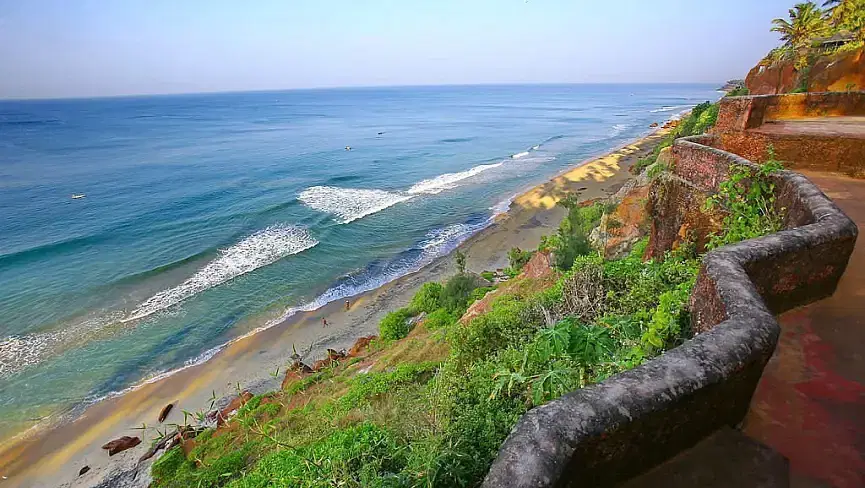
(771, 3, 831, 51)
(539, 198, 607, 270)
(504, 247, 533, 276)
(378, 308, 415, 341)
(633, 100, 721, 175)
(151, 150, 787, 488)
(766, 1, 864, 75)
(706, 152, 786, 249)
(727, 85, 750, 97)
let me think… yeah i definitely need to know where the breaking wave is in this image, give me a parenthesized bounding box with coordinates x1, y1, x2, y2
(124, 225, 318, 322)
(0, 224, 319, 379)
(511, 151, 530, 159)
(407, 162, 503, 195)
(610, 124, 630, 137)
(650, 105, 690, 113)
(298, 186, 413, 224)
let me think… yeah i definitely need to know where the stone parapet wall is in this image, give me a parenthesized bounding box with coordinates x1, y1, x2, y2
(713, 93, 865, 176)
(483, 137, 858, 488)
(716, 92, 865, 133)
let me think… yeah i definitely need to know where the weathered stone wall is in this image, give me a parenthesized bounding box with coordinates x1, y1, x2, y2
(483, 137, 858, 488)
(716, 92, 865, 133)
(712, 93, 865, 176)
(716, 131, 865, 175)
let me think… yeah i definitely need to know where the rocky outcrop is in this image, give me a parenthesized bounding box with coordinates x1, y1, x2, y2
(101, 436, 141, 456)
(348, 335, 377, 357)
(590, 184, 651, 259)
(461, 251, 554, 325)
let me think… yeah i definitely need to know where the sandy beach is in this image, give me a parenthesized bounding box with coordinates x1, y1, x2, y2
(0, 129, 669, 488)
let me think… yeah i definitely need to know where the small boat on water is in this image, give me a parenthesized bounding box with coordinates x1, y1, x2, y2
(71, 194, 86, 199)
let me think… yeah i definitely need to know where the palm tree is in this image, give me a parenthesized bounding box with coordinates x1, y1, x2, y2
(771, 2, 830, 48)
(823, 0, 865, 37)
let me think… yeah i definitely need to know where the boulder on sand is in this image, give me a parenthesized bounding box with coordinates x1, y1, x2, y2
(78, 466, 90, 476)
(101, 436, 141, 456)
(157, 403, 174, 423)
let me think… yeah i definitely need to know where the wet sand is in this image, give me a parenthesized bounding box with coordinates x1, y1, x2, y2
(0, 129, 668, 488)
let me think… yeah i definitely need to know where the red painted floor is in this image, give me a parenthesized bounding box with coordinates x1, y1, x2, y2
(744, 172, 865, 488)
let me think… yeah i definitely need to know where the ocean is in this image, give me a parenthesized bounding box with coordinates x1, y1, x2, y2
(0, 84, 718, 441)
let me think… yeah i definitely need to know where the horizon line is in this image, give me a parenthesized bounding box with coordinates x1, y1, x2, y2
(0, 80, 729, 103)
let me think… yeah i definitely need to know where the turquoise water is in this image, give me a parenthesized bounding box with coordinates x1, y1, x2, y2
(0, 84, 717, 438)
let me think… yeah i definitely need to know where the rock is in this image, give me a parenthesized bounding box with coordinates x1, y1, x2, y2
(326, 348, 346, 361)
(157, 403, 173, 423)
(649, 122, 659, 128)
(591, 184, 651, 259)
(216, 391, 254, 427)
(289, 360, 313, 374)
(460, 251, 554, 325)
(101, 436, 141, 456)
(78, 466, 90, 476)
(311, 358, 333, 372)
(407, 312, 427, 328)
(347, 335, 377, 357)
(519, 250, 553, 280)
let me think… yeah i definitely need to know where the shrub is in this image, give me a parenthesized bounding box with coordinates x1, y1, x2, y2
(545, 199, 605, 270)
(424, 308, 457, 330)
(439, 273, 480, 314)
(706, 155, 785, 250)
(378, 308, 414, 341)
(409, 282, 443, 315)
(507, 248, 533, 273)
(726, 85, 750, 97)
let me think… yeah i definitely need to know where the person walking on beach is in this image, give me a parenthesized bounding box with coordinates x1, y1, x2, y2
(321, 317, 328, 328)
(344, 300, 351, 311)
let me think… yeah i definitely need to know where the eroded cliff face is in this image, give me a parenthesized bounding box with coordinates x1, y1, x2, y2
(746, 47, 865, 95)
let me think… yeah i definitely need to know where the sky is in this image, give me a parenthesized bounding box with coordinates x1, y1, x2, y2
(0, 0, 794, 99)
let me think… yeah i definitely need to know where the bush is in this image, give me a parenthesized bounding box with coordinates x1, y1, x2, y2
(409, 282, 443, 315)
(424, 308, 457, 330)
(507, 248, 533, 273)
(378, 308, 414, 341)
(726, 85, 750, 97)
(439, 274, 480, 314)
(545, 199, 605, 270)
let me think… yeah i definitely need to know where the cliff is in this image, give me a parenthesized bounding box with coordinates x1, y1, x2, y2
(746, 46, 865, 95)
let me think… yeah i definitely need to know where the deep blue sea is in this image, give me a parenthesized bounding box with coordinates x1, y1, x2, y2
(0, 84, 718, 439)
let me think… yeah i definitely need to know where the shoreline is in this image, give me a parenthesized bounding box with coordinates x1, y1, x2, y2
(0, 128, 671, 488)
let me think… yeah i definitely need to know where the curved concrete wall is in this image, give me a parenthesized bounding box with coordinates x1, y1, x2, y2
(483, 136, 858, 488)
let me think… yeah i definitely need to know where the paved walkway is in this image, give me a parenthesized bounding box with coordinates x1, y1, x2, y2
(755, 117, 865, 138)
(743, 171, 865, 488)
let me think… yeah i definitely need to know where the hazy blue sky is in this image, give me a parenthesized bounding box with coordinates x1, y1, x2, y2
(1, 0, 793, 99)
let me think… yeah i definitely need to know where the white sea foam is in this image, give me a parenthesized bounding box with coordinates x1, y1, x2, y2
(407, 162, 503, 195)
(650, 105, 690, 113)
(123, 225, 318, 323)
(610, 124, 630, 137)
(0, 311, 125, 379)
(532, 145, 540, 150)
(511, 151, 530, 159)
(299, 186, 413, 224)
(0, 225, 318, 379)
